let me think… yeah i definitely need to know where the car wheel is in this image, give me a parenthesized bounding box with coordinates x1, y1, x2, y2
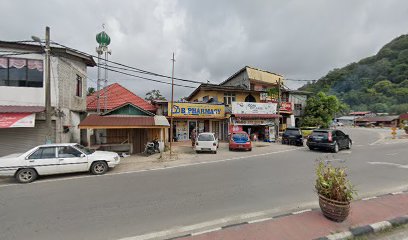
(196, 150, 200, 154)
(16, 168, 38, 183)
(332, 142, 339, 153)
(229, 148, 232, 151)
(308, 146, 314, 150)
(248, 148, 252, 151)
(346, 140, 352, 149)
(213, 150, 217, 154)
(91, 161, 108, 175)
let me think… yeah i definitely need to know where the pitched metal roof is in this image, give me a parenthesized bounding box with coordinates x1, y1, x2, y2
(78, 114, 169, 129)
(87, 83, 156, 112)
(0, 105, 45, 113)
(356, 115, 400, 122)
(400, 113, 408, 120)
(0, 41, 96, 67)
(220, 66, 283, 86)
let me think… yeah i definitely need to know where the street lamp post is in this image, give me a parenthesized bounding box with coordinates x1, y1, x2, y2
(32, 26, 52, 143)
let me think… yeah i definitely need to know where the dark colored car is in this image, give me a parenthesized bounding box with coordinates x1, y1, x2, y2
(282, 128, 304, 146)
(229, 131, 252, 151)
(306, 129, 352, 153)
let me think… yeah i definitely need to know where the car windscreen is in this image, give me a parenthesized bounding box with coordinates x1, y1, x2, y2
(285, 129, 300, 135)
(74, 144, 95, 155)
(198, 134, 214, 141)
(232, 133, 248, 141)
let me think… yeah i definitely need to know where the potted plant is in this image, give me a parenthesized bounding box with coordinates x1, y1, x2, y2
(315, 161, 356, 222)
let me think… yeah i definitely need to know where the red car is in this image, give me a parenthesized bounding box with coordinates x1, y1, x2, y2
(229, 131, 252, 151)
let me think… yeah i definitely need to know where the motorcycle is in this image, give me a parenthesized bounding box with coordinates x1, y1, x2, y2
(144, 139, 160, 156)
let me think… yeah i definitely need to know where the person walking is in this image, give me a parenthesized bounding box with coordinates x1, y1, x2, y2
(191, 128, 197, 147)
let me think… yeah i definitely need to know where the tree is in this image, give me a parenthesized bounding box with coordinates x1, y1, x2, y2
(145, 90, 166, 101)
(87, 87, 95, 96)
(301, 92, 345, 128)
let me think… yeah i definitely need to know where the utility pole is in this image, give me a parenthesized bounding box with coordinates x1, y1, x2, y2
(276, 78, 281, 141)
(169, 53, 175, 157)
(44, 26, 52, 143)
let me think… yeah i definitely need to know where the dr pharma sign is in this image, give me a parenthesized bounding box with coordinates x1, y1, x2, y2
(232, 102, 277, 114)
(169, 103, 225, 118)
(0, 113, 36, 128)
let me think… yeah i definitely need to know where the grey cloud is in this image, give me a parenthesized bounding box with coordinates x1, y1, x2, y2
(1, 0, 408, 98)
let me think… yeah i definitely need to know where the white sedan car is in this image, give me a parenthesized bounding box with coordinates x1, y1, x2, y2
(195, 132, 218, 154)
(0, 143, 120, 183)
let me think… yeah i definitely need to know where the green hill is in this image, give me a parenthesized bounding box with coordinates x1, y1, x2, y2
(301, 34, 408, 114)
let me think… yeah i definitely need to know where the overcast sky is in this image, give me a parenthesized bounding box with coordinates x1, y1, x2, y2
(1, 0, 408, 99)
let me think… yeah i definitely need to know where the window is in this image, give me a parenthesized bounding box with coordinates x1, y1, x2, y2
(223, 92, 236, 105)
(28, 147, 56, 159)
(198, 134, 215, 141)
(294, 104, 302, 111)
(0, 57, 43, 87)
(202, 95, 209, 102)
(58, 146, 82, 158)
(76, 75, 82, 97)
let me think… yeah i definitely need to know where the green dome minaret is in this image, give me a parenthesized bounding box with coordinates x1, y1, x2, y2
(96, 31, 111, 47)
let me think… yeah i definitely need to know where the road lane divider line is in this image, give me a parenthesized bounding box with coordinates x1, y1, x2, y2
(247, 217, 273, 224)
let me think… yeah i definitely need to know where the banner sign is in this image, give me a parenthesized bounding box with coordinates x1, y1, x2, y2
(169, 103, 225, 118)
(279, 102, 292, 112)
(232, 102, 277, 114)
(232, 119, 276, 126)
(0, 113, 36, 128)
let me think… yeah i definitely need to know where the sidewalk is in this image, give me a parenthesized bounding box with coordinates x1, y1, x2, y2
(175, 192, 408, 240)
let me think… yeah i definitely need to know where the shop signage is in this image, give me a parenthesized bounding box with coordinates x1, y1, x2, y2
(0, 113, 35, 128)
(279, 102, 292, 112)
(169, 103, 225, 118)
(232, 102, 277, 114)
(232, 119, 275, 126)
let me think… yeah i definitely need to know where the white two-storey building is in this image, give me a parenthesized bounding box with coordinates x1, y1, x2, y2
(0, 41, 95, 156)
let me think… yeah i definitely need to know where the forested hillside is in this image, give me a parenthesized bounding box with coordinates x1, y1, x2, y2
(301, 34, 408, 114)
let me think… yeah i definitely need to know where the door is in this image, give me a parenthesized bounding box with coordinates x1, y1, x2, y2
(26, 146, 58, 175)
(336, 131, 347, 148)
(188, 120, 197, 139)
(56, 146, 88, 173)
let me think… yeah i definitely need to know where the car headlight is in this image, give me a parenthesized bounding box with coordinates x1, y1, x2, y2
(114, 156, 119, 161)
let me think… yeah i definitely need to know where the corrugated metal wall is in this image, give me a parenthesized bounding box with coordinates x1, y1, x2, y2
(0, 120, 56, 157)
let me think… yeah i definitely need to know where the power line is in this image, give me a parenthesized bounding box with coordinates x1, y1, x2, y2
(50, 41, 208, 84)
(100, 66, 196, 89)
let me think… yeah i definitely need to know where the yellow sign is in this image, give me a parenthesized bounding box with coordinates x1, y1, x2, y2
(168, 103, 225, 118)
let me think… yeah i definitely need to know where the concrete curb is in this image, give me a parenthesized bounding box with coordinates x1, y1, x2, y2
(161, 191, 408, 240)
(314, 215, 408, 240)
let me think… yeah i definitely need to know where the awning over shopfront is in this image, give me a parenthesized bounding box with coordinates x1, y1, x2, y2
(0, 105, 45, 128)
(78, 114, 170, 129)
(233, 114, 281, 119)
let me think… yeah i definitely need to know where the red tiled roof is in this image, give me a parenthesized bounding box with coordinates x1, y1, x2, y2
(233, 114, 281, 119)
(87, 83, 156, 112)
(0, 105, 45, 113)
(400, 113, 408, 120)
(79, 114, 156, 128)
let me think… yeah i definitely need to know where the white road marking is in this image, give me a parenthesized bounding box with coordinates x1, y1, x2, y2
(386, 153, 399, 156)
(191, 227, 222, 236)
(362, 196, 377, 201)
(391, 191, 404, 195)
(368, 162, 408, 168)
(292, 209, 312, 215)
(0, 148, 299, 188)
(247, 217, 273, 224)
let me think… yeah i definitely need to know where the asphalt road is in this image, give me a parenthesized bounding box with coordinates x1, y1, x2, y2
(0, 128, 407, 240)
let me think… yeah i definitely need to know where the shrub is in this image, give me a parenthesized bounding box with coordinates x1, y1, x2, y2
(315, 161, 356, 202)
